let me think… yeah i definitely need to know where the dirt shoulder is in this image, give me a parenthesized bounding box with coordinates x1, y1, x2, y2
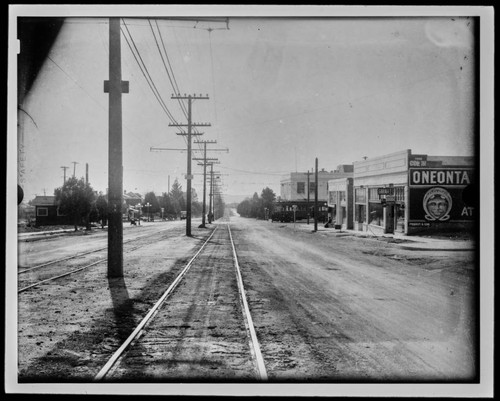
(17, 224, 214, 382)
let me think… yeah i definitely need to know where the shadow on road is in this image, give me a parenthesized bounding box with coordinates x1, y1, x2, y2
(107, 276, 135, 342)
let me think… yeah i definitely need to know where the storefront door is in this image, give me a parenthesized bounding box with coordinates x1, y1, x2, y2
(385, 204, 395, 234)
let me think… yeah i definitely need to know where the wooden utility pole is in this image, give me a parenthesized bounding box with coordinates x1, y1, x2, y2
(314, 158, 318, 232)
(71, 161, 79, 177)
(104, 18, 129, 277)
(307, 169, 310, 225)
(85, 163, 89, 185)
(61, 166, 69, 184)
(193, 139, 217, 228)
(169, 94, 210, 237)
(208, 163, 214, 223)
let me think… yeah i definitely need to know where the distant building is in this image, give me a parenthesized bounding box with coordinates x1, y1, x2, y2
(32, 195, 71, 226)
(327, 174, 354, 230)
(123, 191, 142, 207)
(352, 149, 475, 235)
(280, 165, 353, 202)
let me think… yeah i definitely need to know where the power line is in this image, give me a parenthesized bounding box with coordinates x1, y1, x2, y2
(121, 19, 181, 129)
(149, 19, 189, 119)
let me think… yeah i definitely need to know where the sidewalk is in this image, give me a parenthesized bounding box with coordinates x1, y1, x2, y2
(275, 221, 476, 252)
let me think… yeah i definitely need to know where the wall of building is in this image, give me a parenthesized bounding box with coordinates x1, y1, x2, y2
(353, 150, 410, 234)
(327, 177, 354, 230)
(280, 166, 353, 202)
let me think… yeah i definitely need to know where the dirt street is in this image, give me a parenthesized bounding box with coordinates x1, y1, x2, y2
(231, 215, 476, 381)
(15, 215, 477, 383)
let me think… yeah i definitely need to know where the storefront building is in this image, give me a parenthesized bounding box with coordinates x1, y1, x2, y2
(352, 150, 475, 235)
(327, 177, 353, 229)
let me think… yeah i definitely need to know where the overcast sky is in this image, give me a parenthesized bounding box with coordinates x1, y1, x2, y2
(13, 6, 480, 203)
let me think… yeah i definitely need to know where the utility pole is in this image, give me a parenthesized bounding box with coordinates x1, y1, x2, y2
(169, 94, 210, 237)
(71, 161, 79, 177)
(61, 166, 69, 184)
(314, 158, 318, 232)
(104, 17, 129, 278)
(307, 169, 310, 225)
(85, 163, 89, 185)
(208, 163, 214, 223)
(193, 139, 218, 228)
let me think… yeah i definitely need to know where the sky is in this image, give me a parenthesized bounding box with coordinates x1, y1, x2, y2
(12, 6, 482, 204)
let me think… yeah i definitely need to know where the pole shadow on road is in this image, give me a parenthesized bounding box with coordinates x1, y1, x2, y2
(107, 276, 135, 342)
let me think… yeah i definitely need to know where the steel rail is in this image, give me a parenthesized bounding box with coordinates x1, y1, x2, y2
(227, 223, 268, 381)
(93, 226, 219, 382)
(18, 226, 177, 274)
(18, 244, 142, 293)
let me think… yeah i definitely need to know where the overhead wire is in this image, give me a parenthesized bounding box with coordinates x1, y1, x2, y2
(121, 18, 183, 132)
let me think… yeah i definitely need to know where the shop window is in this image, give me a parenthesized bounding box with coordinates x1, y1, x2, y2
(356, 204, 366, 223)
(369, 187, 379, 201)
(309, 182, 316, 193)
(37, 207, 48, 217)
(339, 191, 346, 202)
(297, 182, 305, 194)
(328, 191, 337, 204)
(368, 202, 383, 226)
(355, 188, 366, 203)
(395, 186, 405, 202)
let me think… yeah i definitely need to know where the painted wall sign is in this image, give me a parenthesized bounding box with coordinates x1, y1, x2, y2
(409, 168, 474, 186)
(409, 187, 474, 222)
(408, 154, 428, 167)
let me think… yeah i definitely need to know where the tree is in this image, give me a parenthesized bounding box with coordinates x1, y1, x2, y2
(54, 176, 96, 231)
(95, 192, 108, 228)
(237, 199, 252, 217)
(237, 187, 276, 220)
(159, 192, 175, 219)
(261, 187, 276, 217)
(170, 178, 185, 216)
(144, 191, 160, 220)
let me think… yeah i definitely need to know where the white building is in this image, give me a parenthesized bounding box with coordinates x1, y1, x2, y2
(280, 165, 353, 202)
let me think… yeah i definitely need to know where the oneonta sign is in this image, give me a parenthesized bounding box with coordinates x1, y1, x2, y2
(410, 168, 473, 186)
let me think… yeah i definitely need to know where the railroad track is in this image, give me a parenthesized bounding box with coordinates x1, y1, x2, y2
(93, 223, 268, 382)
(17, 226, 186, 293)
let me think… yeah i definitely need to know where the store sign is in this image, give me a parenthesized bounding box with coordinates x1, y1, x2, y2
(377, 187, 394, 195)
(408, 167, 475, 224)
(409, 168, 473, 186)
(409, 154, 428, 167)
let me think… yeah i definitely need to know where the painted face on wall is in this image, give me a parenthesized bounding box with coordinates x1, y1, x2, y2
(423, 187, 452, 221)
(426, 195, 449, 219)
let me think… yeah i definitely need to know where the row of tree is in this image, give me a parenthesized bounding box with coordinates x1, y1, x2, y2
(236, 187, 276, 219)
(53, 176, 208, 230)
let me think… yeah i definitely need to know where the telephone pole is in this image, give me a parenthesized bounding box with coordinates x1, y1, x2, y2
(208, 163, 214, 223)
(314, 158, 318, 232)
(104, 17, 129, 277)
(193, 139, 217, 228)
(61, 166, 69, 184)
(169, 94, 210, 237)
(307, 169, 311, 225)
(71, 161, 79, 177)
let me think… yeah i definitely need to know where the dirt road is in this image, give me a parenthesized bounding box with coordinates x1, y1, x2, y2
(15, 215, 476, 383)
(231, 215, 476, 381)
